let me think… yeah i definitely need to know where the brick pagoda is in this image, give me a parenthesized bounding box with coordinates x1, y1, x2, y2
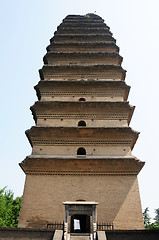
(18, 14, 144, 230)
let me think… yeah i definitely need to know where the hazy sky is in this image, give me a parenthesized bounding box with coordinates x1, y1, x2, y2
(1, 0, 159, 220)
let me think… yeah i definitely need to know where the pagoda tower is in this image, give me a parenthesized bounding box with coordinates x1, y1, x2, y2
(18, 14, 144, 230)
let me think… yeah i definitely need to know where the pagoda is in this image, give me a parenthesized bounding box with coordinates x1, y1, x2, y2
(18, 14, 144, 231)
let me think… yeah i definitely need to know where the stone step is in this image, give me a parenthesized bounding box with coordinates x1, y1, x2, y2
(70, 235, 90, 240)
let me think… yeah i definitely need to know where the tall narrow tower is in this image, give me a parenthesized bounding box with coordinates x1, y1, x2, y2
(18, 14, 144, 230)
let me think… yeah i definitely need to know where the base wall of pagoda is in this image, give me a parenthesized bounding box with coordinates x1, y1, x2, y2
(18, 174, 144, 230)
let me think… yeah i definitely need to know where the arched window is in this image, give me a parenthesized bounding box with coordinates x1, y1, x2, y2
(78, 120, 86, 127)
(79, 98, 86, 101)
(77, 147, 86, 156)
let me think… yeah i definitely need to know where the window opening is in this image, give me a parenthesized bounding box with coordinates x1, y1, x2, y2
(79, 98, 86, 101)
(77, 147, 86, 155)
(78, 120, 86, 127)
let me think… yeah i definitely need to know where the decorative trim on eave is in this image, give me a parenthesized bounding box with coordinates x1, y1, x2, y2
(32, 139, 132, 146)
(24, 170, 139, 176)
(36, 113, 129, 120)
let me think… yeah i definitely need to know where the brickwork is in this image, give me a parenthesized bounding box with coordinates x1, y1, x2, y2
(19, 175, 143, 229)
(0, 227, 54, 240)
(0, 228, 158, 240)
(106, 230, 159, 240)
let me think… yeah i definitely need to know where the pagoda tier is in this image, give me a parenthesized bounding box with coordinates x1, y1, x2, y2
(26, 126, 138, 156)
(54, 31, 112, 35)
(58, 22, 108, 27)
(63, 18, 104, 23)
(64, 14, 103, 19)
(56, 27, 110, 34)
(39, 65, 126, 81)
(35, 81, 130, 102)
(18, 14, 144, 230)
(43, 52, 122, 66)
(51, 34, 115, 43)
(47, 42, 119, 53)
(30, 101, 134, 127)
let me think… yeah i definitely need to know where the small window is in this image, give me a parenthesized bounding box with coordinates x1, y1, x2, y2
(79, 98, 86, 101)
(78, 121, 86, 127)
(77, 147, 86, 156)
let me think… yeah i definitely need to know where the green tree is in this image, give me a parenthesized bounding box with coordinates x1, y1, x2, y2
(0, 187, 22, 227)
(143, 207, 159, 230)
(152, 208, 159, 229)
(154, 208, 159, 224)
(143, 207, 151, 229)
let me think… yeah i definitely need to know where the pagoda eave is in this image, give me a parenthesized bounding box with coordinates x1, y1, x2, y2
(26, 126, 139, 137)
(40, 64, 125, 71)
(30, 101, 134, 124)
(34, 80, 130, 100)
(19, 156, 144, 175)
(35, 79, 129, 89)
(39, 65, 126, 81)
(57, 23, 108, 28)
(57, 28, 110, 34)
(51, 35, 116, 43)
(47, 42, 119, 53)
(25, 126, 139, 150)
(43, 52, 122, 61)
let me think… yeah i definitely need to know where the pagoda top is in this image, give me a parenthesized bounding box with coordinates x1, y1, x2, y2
(63, 14, 105, 23)
(65, 13, 103, 19)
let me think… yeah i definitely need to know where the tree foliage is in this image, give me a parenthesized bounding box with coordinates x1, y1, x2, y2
(143, 207, 159, 229)
(143, 207, 151, 228)
(0, 187, 22, 227)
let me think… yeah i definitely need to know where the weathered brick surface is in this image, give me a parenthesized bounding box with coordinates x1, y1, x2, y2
(106, 230, 159, 240)
(18, 175, 144, 229)
(0, 227, 54, 240)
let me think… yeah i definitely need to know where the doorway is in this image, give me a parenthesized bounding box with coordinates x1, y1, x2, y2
(71, 214, 90, 233)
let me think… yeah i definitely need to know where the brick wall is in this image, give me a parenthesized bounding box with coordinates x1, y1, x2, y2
(106, 230, 159, 240)
(0, 227, 54, 240)
(18, 175, 144, 229)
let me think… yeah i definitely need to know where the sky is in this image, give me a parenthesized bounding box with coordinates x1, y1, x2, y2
(0, 0, 159, 220)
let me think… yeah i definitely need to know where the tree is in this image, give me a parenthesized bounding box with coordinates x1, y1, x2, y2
(154, 208, 159, 225)
(143, 207, 151, 229)
(0, 187, 22, 227)
(152, 208, 159, 229)
(143, 207, 159, 230)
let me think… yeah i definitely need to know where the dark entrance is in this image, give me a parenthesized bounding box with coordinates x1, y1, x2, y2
(71, 214, 90, 233)
(77, 147, 86, 156)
